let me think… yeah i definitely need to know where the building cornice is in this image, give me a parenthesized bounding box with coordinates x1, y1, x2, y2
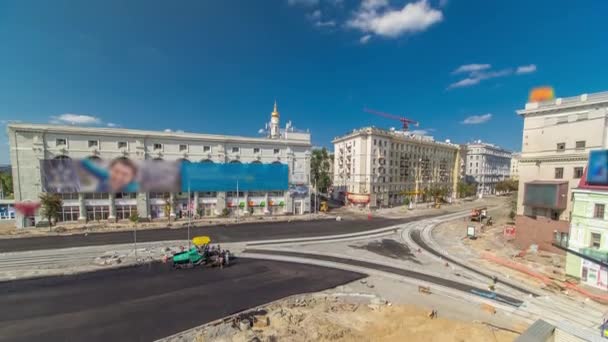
(332, 127, 458, 150)
(519, 154, 588, 163)
(516, 92, 608, 116)
(8, 123, 312, 147)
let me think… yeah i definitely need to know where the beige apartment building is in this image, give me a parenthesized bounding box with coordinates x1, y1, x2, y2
(515, 91, 608, 253)
(332, 127, 460, 207)
(7, 103, 312, 228)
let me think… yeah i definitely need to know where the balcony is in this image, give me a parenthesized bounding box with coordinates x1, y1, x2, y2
(580, 247, 608, 263)
(523, 181, 568, 210)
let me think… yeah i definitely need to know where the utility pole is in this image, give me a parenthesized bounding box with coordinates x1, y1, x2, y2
(236, 179, 240, 224)
(187, 180, 191, 249)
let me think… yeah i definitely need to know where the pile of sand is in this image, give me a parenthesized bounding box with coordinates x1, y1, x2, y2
(195, 295, 518, 342)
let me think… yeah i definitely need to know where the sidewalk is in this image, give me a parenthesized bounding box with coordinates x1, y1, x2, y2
(0, 212, 331, 239)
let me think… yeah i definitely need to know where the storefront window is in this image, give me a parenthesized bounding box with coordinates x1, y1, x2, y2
(86, 206, 109, 221)
(116, 205, 137, 220)
(58, 206, 79, 222)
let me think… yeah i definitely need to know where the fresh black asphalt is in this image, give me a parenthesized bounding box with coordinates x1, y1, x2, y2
(244, 249, 524, 307)
(0, 258, 364, 342)
(0, 213, 441, 253)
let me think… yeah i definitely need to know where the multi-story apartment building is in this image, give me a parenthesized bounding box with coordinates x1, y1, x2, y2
(464, 141, 512, 195)
(516, 91, 608, 253)
(510, 152, 521, 180)
(565, 176, 608, 291)
(332, 127, 460, 207)
(7, 103, 312, 228)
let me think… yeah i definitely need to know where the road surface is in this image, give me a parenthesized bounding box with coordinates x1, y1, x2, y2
(0, 258, 364, 342)
(0, 214, 440, 253)
(244, 249, 524, 307)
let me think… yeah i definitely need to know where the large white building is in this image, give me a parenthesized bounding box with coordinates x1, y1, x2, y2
(510, 152, 521, 180)
(7, 103, 312, 228)
(515, 90, 608, 253)
(332, 127, 460, 207)
(464, 141, 512, 195)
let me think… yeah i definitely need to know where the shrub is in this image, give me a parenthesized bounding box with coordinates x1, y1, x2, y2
(129, 211, 140, 223)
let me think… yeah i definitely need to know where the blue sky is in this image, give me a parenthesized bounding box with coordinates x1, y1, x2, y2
(1, 0, 607, 164)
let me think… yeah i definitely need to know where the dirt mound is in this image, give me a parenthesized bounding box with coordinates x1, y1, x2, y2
(195, 295, 518, 342)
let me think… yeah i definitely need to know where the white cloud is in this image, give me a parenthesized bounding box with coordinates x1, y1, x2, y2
(164, 128, 172, 132)
(448, 62, 536, 89)
(287, 0, 319, 6)
(316, 20, 336, 27)
(448, 67, 513, 89)
(307, 10, 336, 28)
(448, 78, 480, 89)
(362, 0, 389, 10)
(106, 122, 118, 128)
(347, 0, 443, 38)
(360, 34, 372, 44)
(50, 113, 101, 125)
(409, 129, 429, 136)
(462, 113, 492, 124)
(452, 63, 491, 74)
(258, 128, 265, 134)
(516, 64, 537, 74)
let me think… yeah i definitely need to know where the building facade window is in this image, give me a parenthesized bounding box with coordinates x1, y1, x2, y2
(574, 167, 584, 179)
(59, 193, 78, 200)
(591, 232, 602, 248)
(253, 147, 260, 153)
(179, 144, 188, 152)
(232, 147, 239, 153)
(118, 141, 128, 149)
(58, 206, 79, 222)
(594, 204, 605, 219)
(88, 140, 98, 148)
(84, 193, 109, 200)
(273, 148, 280, 154)
(555, 167, 564, 179)
(556, 142, 565, 151)
(86, 206, 109, 221)
(115, 192, 137, 199)
(575, 141, 586, 149)
(153, 143, 163, 150)
(203, 145, 210, 152)
(149, 192, 170, 199)
(116, 205, 137, 220)
(56, 138, 67, 147)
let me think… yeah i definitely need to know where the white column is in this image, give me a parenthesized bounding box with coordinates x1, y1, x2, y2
(78, 193, 86, 222)
(193, 192, 199, 217)
(108, 193, 116, 222)
(169, 193, 176, 218)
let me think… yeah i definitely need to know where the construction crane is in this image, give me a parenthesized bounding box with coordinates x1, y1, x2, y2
(364, 108, 419, 131)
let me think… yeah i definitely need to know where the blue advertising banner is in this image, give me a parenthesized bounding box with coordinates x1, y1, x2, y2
(40, 158, 289, 193)
(587, 150, 608, 185)
(181, 163, 288, 192)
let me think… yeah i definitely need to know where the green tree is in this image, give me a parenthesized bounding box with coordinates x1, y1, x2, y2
(457, 181, 476, 198)
(428, 185, 448, 203)
(0, 172, 13, 199)
(311, 148, 332, 193)
(39, 193, 63, 227)
(496, 179, 519, 193)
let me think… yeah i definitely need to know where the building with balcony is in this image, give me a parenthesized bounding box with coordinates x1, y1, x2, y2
(332, 127, 460, 207)
(565, 171, 608, 291)
(7, 103, 312, 228)
(464, 141, 512, 195)
(515, 90, 608, 253)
